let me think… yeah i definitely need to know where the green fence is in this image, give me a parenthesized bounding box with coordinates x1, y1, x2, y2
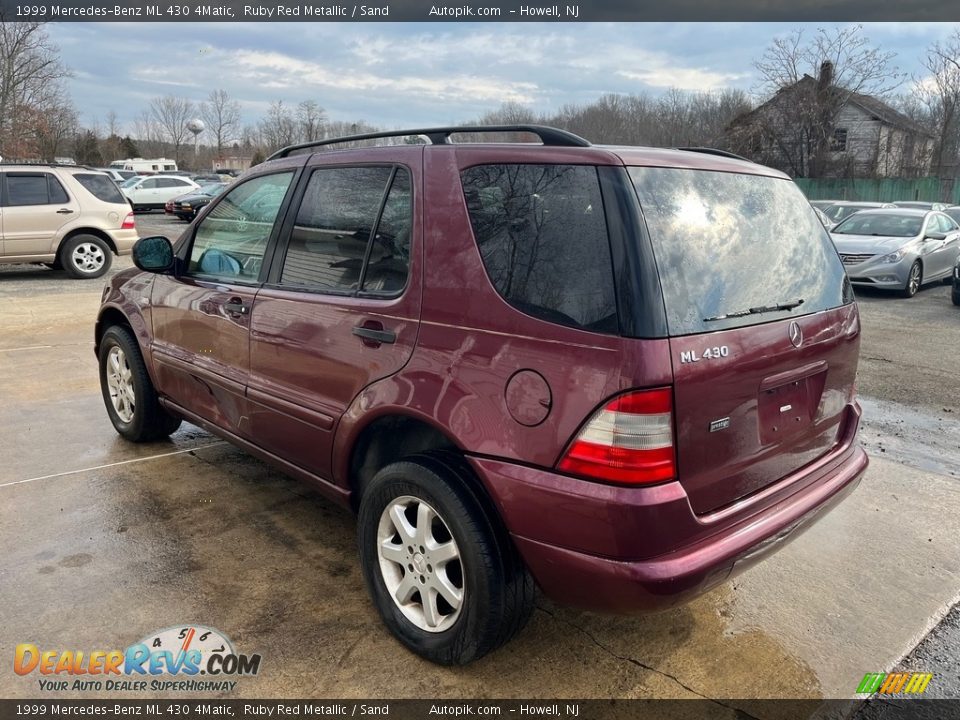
(794, 177, 959, 204)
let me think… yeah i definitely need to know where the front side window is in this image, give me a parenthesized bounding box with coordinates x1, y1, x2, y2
(279, 166, 411, 295)
(461, 164, 617, 333)
(187, 171, 294, 283)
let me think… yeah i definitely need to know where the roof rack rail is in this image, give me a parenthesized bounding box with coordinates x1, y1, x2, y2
(676, 147, 751, 162)
(268, 124, 591, 160)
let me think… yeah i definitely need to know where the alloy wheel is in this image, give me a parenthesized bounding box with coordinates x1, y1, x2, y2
(72, 242, 106, 273)
(376, 495, 464, 633)
(105, 345, 135, 423)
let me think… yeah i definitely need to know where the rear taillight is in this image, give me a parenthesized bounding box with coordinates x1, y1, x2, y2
(557, 387, 676, 485)
(121, 212, 135, 230)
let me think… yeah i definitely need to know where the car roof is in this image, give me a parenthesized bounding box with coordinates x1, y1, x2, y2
(263, 124, 790, 180)
(842, 207, 929, 216)
(830, 201, 890, 206)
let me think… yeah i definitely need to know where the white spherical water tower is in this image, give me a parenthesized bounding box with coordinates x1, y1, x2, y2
(187, 118, 205, 161)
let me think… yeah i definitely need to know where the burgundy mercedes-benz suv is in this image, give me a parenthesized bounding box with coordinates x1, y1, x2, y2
(95, 125, 867, 665)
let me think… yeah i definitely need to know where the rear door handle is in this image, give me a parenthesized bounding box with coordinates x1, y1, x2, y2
(352, 324, 396, 346)
(56, 208, 74, 214)
(223, 298, 250, 316)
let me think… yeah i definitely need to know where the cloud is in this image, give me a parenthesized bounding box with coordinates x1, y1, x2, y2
(619, 68, 747, 91)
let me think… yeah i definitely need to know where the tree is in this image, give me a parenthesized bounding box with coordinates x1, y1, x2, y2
(915, 30, 960, 179)
(297, 100, 326, 142)
(257, 100, 297, 151)
(149, 94, 195, 163)
(73, 128, 103, 165)
(740, 25, 904, 177)
(200, 88, 240, 159)
(0, 19, 74, 159)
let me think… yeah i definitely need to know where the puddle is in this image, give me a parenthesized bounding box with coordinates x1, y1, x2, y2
(858, 395, 960, 479)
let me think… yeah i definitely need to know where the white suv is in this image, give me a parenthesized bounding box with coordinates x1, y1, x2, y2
(0, 165, 138, 279)
(122, 175, 200, 211)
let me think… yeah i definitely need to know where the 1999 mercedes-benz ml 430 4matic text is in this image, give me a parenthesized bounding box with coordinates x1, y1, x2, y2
(95, 125, 868, 665)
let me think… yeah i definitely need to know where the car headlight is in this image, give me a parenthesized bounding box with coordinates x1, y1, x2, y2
(880, 249, 905, 263)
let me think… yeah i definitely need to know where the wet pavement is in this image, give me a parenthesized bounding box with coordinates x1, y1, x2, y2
(1, 214, 958, 708)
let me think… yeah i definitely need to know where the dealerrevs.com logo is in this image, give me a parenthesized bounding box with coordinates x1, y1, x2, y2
(14, 625, 261, 693)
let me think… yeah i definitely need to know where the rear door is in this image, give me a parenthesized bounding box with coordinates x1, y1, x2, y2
(150, 170, 298, 435)
(247, 149, 422, 481)
(0, 172, 78, 257)
(628, 166, 859, 515)
(929, 213, 960, 278)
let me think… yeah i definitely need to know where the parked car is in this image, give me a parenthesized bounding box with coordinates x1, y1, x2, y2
(892, 201, 949, 211)
(191, 173, 226, 184)
(809, 200, 838, 212)
(0, 165, 136, 278)
(122, 175, 200, 212)
(813, 206, 835, 230)
(97, 167, 139, 183)
(95, 125, 867, 665)
(821, 201, 896, 224)
(943, 206, 960, 226)
(831, 208, 960, 297)
(165, 182, 228, 221)
(953, 255, 960, 306)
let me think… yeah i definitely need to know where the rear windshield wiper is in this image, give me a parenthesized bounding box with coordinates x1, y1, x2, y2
(704, 298, 804, 322)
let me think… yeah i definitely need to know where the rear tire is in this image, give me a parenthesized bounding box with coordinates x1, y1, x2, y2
(900, 261, 922, 298)
(98, 325, 181, 441)
(357, 451, 535, 665)
(61, 234, 112, 279)
(953, 284, 960, 306)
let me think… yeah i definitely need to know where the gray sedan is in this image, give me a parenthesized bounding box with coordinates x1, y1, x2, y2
(831, 209, 960, 298)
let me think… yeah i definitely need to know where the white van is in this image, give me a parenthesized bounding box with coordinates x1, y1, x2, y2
(109, 158, 178, 174)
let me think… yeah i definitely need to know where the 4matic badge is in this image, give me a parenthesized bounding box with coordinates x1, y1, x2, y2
(14, 625, 261, 693)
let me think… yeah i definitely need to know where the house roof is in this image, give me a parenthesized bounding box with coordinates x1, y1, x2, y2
(731, 74, 933, 138)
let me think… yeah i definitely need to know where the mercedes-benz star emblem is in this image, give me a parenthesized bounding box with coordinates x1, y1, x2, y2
(788, 321, 803, 348)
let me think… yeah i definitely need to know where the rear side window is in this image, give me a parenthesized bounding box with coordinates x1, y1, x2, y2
(629, 167, 851, 336)
(5, 173, 69, 206)
(74, 173, 125, 204)
(461, 164, 617, 333)
(279, 166, 410, 295)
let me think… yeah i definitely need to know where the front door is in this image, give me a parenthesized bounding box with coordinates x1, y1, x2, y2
(150, 170, 297, 435)
(247, 150, 422, 481)
(1, 172, 78, 257)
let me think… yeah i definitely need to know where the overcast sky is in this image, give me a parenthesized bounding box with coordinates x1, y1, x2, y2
(49, 22, 960, 134)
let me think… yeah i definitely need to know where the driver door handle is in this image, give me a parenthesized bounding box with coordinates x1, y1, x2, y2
(352, 322, 396, 346)
(56, 208, 74, 214)
(223, 298, 250, 316)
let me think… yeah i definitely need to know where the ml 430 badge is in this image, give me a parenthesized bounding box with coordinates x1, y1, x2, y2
(680, 345, 730, 363)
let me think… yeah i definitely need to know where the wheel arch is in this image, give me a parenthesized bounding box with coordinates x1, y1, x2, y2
(345, 412, 467, 513)
(60, 227, 118, 256)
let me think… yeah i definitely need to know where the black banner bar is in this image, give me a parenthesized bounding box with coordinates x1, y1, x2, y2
(0, 0, 956, 21)
(2, 699, 960, 720)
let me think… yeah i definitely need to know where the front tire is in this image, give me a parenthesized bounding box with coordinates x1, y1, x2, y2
(61, 234, 112, 279)
(953, 283, 960, 306)
(900, 261, 922, 298)
(98, 325, 181, 441)
(357, 452, 535, 665)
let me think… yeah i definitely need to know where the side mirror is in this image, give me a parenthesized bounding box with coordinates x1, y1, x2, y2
(132, 236, 175, 273)
(925, 231, 947, 241)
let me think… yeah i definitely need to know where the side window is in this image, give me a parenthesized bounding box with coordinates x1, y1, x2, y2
(460, 164, 618, 333)
(362, 171, 412, 295)
(140, 178, 158, 189)
(278, 166, 403, 294)
(937, 214, 957, 232)
(187, 171, 294, 283)
(48, 176, 69, 204)
(7, 174, 53, 206)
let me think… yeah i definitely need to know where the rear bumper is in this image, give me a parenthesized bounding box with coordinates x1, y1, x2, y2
(111, 228, 139, 256)
(470, 403, 867, 613)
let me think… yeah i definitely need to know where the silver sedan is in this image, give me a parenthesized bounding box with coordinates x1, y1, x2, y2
(831, 208, 960, 298)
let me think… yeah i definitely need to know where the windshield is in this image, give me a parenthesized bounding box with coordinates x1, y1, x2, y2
(832, 213, 923, 237)
(198, 183, 227, 195)
(120, 177, 141, 188)
(629, 167, 850, 336)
